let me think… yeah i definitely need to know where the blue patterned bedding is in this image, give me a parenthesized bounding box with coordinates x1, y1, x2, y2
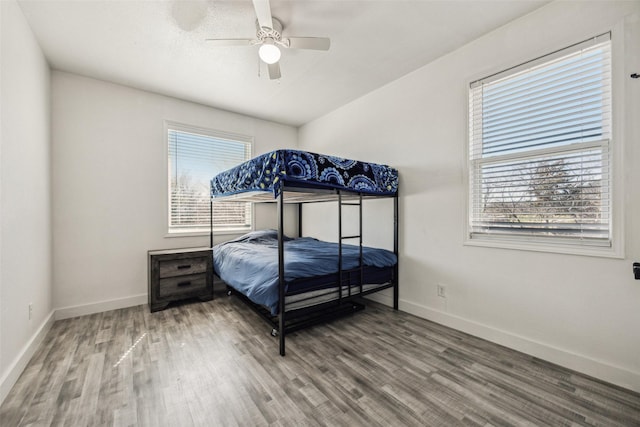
(210, 149, 398, 198)
(213, 230, 398, 314)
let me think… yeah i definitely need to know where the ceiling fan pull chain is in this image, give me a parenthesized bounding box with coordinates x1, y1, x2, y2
(257, 54, 261, 78)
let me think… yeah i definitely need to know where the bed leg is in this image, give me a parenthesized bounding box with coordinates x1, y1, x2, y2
(393, 279, 399, 311)
(279, 333, 285, 356)
(278, 312, 285, 356)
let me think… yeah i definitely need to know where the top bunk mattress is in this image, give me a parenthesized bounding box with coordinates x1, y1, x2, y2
(210, 149, 398, 199)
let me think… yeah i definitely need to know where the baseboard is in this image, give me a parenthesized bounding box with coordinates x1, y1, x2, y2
(399, 299, 640, 393)
(0, 310, 55, 405)
(55, 293, 147, 320)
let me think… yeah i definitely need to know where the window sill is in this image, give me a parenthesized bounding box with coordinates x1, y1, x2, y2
(464, 236, 623, 259)
(166, 227, 252, 238)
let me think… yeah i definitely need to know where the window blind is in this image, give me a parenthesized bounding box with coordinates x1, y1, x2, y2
(168, 124, 252, 232)
(468, 33, 611, 246)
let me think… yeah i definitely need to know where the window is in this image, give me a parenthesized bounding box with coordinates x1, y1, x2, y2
(167, 122, 252, 234)
(468, 33, 613, 252)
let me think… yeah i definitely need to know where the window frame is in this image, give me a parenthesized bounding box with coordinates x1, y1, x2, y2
(164, 120, 254, 237)
(464, 29, 625, 258)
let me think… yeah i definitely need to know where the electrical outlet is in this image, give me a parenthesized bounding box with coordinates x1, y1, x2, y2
(29, 303, 33, 320)
(437, 284, 447, 298)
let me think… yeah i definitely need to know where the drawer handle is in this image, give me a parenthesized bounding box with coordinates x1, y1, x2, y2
(177, 281, 192, 287)
(177, 264, 191, 270)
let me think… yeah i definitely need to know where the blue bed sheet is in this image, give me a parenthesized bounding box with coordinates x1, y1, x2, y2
(213, 230, 397, 314)
(210, 149, 398, 198)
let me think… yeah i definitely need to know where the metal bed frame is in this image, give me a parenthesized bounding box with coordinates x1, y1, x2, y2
(210, 186, 399, 356)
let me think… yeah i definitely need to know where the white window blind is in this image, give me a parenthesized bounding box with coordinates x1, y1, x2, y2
(468, 33, 612, 247)
(167, 123, 252, 233)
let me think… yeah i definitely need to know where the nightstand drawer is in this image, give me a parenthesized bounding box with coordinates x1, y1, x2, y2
(159, 257, 208, 278)
(158, 274, 207, 298)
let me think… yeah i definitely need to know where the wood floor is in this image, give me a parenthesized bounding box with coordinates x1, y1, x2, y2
(1, 292, 639, 427)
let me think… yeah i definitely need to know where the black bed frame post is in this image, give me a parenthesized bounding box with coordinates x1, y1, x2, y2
(337, 191, 343, 303)
(393, 193, 399, 310)
(277, 191, 286, 356)
(298, 203, 303, 237)
(209, 197, 214, 248)
(358, 193, 363, 295)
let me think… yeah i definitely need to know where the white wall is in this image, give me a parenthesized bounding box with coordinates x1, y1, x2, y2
(0, 0, 53, 401)
(299, 1, 640, 392)
(51, 72, 298, 316)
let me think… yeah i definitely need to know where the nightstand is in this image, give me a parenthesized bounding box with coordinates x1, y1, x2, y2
(148, 247, 213, 312)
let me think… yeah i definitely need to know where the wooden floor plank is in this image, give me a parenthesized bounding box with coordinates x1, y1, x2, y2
(1, 293, 639, 426)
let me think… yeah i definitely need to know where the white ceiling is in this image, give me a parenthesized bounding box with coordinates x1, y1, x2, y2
(18, 0, 549, 127)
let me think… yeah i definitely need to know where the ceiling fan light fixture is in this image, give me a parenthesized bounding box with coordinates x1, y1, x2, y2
(258, 39, 281, 64)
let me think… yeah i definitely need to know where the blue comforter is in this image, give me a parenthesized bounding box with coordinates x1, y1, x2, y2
(213, 230, 397, 314)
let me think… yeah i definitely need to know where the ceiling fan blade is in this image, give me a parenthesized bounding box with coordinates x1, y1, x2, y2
(206, 39, 254, 47)
(252, 0, 273, 30)
(267, 62, 281, 80)
(287, 37, 330, 51)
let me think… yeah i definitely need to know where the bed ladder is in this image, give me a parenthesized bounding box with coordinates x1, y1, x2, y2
(338, 191, 364, 303)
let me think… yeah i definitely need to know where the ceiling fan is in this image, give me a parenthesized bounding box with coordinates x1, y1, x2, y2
(206, 0, 330, 80)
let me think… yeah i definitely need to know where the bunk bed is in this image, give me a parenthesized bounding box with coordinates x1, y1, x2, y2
(210, 149, 399, 355)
